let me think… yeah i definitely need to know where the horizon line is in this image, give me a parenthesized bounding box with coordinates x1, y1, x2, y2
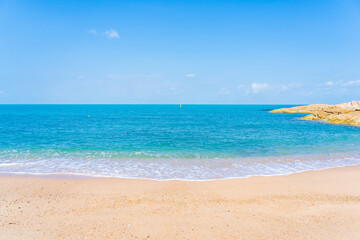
(0, 103, 311, 105)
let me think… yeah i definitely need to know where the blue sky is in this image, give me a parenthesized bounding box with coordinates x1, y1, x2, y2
(1, 0, 360, 104)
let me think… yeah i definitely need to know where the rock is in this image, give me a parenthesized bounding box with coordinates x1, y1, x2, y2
(271, 101, 360, 127)
(336, 100, 360, 110)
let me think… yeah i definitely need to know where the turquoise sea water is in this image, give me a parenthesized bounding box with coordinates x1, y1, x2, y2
(0, 104, 360, 179)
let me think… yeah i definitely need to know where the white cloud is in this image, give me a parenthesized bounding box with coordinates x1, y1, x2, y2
(321, 80, 360, 87)
(107, 73, 163, 79)
(325, 81, 334, 86)
(280, 82, 301, 91)
(88, 29, 97, 35)
(104, 29, 119, 39)
(251, 83, 269, 94)
(89, 29, 119, 39)
(77, 75, 84, 79)
(185, 73, 195, 78)
(218, 88, 230, 95)
(236, 85, 251, 95)
(0, 91, 4, 94)
(321, 80, 342, 87)
(281, 85, 289, 91)
(342, 80, 360, 86)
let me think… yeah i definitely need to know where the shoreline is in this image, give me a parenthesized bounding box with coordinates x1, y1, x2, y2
(1, 164, 360, 239)
(1, 162, 360, 181)
(1, 150, 360, 181)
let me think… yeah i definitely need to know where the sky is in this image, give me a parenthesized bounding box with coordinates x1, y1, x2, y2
(0, 0, 360, 104)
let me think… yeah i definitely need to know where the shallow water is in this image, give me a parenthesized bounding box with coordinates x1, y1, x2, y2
(0, 104, 359, 179)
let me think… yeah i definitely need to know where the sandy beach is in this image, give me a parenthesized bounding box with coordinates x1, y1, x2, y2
(1, 166, 360, 240)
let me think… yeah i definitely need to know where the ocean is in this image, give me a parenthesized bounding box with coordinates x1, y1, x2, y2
(0, 104, 359, 180)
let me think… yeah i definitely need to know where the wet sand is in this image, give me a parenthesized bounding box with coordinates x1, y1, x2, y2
(1, 165, 360, 240)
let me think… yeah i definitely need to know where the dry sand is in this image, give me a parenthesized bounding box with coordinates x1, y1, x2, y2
(1, 166, 360, 240)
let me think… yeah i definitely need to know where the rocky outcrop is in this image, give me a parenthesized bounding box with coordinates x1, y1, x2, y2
(271, 101, 360, 126)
